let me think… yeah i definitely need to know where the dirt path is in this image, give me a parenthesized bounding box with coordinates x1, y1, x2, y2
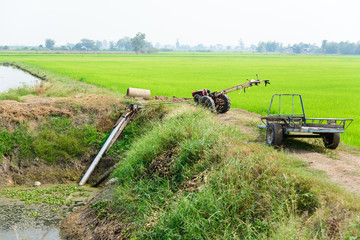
(218, 108, 360, 194)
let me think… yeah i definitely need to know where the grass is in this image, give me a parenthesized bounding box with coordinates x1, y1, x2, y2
(0, 53, 359, 147)
(1, 53, 360, 238)
(33, 117, 104, 163)
(89, 107, 360, 239)
(0, 117, 105, 165)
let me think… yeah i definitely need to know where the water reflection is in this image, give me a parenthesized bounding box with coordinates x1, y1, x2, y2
(0, 66, 40, 92)
(0, 198, 61, 240)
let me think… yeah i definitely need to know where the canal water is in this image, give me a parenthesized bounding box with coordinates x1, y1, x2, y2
(0, 185, 97, 240)
(0, 196, 60, 239)
(0, 65, 40, 92)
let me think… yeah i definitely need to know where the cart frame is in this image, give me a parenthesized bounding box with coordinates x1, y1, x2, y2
(258, 94, 353, 149)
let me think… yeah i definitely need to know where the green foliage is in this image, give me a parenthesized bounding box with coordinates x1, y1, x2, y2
(45, 39, 55, 50)
(257, 41, 282, 52)
(72, 39, 99, 51)
(131, 32, 146, 53)
(116, 37, 133, 51)
(90, 199, 111, 219)
(0, 125, 33, 159)
(32, 117, 104, 163)
(0, 116, 105, 165)
(107, 105, 167, 157)
(1, 184, 88, 206)
(112, 109, 231, 186)
(0, 84, 37, 101)
(139, 148, 319, 239)
(0, 93, 21, 101)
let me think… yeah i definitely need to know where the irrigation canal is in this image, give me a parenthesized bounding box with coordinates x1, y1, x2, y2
(0, 65, 40, 93)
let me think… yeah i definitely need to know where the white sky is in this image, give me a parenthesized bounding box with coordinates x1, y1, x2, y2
(1, 0, 359, 47)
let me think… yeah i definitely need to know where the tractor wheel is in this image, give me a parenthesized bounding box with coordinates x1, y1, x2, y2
(193, 93, 201, 105)
(266, 123, 283, 146)
(200, 96, 216, 112)
(323, 133, 340, 149)
(215, 94, 231, 114)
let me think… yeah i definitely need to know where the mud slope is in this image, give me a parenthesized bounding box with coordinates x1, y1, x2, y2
(0, 94, 125, 186)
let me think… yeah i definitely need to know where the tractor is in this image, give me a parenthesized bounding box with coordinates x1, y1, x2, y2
(192, 78, 270, 114)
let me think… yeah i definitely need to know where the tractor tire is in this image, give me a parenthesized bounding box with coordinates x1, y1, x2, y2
(200, 96, 216, 112)
(193, 93, 201, 105)
(323, 133, 340, 149)
(215, 94, 231, 114)
(266, 123, 283, 146)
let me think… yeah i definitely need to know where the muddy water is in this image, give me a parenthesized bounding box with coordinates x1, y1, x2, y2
(0, 65, 40, 92)
(0, 185, 98, 240)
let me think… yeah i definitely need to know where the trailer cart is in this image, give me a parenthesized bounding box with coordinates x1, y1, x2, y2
(258, 94, 353, 149)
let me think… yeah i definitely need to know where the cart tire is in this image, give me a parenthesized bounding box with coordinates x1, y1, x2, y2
(266, 123, 283, 146)
(323, 133, 340, 149)
(193, 93, 201, 105)
(215, 94, 231, 114)
(200, 96, 216, 112)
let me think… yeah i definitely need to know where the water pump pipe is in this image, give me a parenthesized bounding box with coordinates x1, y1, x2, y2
(79, 104, 140, 186)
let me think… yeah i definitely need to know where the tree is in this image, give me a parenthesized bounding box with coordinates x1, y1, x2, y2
(324, 42, 339, 54)
(116, 37, 132, 51)
(131, 32, 146, 53)
(292, 44, 302, 54)
(238, 39, 245, 51)
(265, 41, 281, 52)
(143, 41, 157, 54)
(356, 42, 360, 55)
(80, 39, 97, 51)
(321, 40, 327, 52)
(73, 43, 83, 51)
(95, 40, 102, 50)
(339, 41, 356, 55)
(102, 40, 108, 50)
(109, 41, 115, 51)
(45, 39, 55, 49)
(59, 45, 69, 51)
(256, 42, 265, 52)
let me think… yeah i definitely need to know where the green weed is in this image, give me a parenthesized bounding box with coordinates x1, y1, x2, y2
(26, 211, 40, 217)
(0, 185, 88, 206)
(32, 116, 104, 164)
(0, 125, 33, 160)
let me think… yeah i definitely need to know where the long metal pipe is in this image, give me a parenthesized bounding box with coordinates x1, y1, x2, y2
(79, 116, 127, 186)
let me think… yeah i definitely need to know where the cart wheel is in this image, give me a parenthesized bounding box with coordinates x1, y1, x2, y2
(200, 96, 216, 112)
(323, 133, 340, 149)
(215, 94, 231, 114)
(266, 123, 283, 146)
(193, 93, 201, 105)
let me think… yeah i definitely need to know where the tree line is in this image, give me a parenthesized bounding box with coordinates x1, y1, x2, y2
(1, 36, 360, 55)
(39, 32, 155, 53)
(254, 40, 360, 55)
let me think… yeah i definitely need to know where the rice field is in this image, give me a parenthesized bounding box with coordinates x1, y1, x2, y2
(0, 53, 359, 147)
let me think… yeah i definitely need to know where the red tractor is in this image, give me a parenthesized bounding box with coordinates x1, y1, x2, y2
(192, 78, 270, 114)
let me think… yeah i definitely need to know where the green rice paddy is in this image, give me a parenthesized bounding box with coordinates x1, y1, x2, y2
(1, 53, 359, 147)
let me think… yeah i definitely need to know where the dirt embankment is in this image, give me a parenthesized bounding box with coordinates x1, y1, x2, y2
(0, 94, 125, 187)
(60, 194, 130, 240)
(59, 106, 360, 239)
